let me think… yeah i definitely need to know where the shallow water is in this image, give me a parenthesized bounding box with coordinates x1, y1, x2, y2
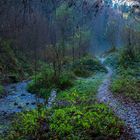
(0, 81, 45, 115)
(97, 62, 140, 140)
(0, 81, 56, 134)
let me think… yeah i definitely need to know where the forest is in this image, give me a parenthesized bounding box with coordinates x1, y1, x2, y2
(0, 0, 140, 139)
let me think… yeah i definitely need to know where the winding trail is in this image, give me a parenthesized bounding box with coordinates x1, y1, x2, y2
(97, 58, 140, 140)
(0, 81, 56, 135)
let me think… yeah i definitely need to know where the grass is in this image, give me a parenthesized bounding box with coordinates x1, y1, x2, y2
(6, 73, 124, 140)
(108, 47, 140, 102)
(56, 73, 104, 105)
(111, 66, 140, 102)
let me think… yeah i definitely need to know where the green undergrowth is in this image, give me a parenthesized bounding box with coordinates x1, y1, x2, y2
(108, 47, 140, 102)
(27, 56, 106, 99)
(72, 57, 107, 77)
(27, 65, 75, 99)
(111, 65, 140, 102)
(56, 73, 104, 105)
(5, 73, 124, 140)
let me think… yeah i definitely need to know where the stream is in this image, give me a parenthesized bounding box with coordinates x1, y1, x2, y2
(0, 81, 56, 135)
(97, 58, 140, 140)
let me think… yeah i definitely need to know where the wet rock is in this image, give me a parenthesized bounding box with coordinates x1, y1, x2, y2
(3, 112, 7, 116)
(31, 102, 36, 105)
(14, 102, 18, 106)
(26, 102, 29, 105)
(17, 106, 22, 109)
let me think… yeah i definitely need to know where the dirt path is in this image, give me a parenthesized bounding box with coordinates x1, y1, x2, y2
(97, 62, 140, 140)
(0, 81, 56, 135)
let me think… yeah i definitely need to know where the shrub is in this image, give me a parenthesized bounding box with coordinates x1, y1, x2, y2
(72, 57, 106, 77)
(106, 47, 140, 102)
(6, 108, 50, 140)
(28, 65, 74, 98)
(111, 69, 140, 102)
(118, 46, 139, 68)
(58, 71, 74, 90)
(49, 104, 123, 139)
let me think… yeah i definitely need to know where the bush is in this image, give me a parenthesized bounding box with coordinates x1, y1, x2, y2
(58, 71, 74, 90)
(6, 108, 49, 140)
(118, 46, 139, 68)
(28, 65, 74, 98)
(49, 105, 123, 139)
(111, 71, 140, 102)
(72, 57, 106, 77)
(106, 47, 140, 102)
